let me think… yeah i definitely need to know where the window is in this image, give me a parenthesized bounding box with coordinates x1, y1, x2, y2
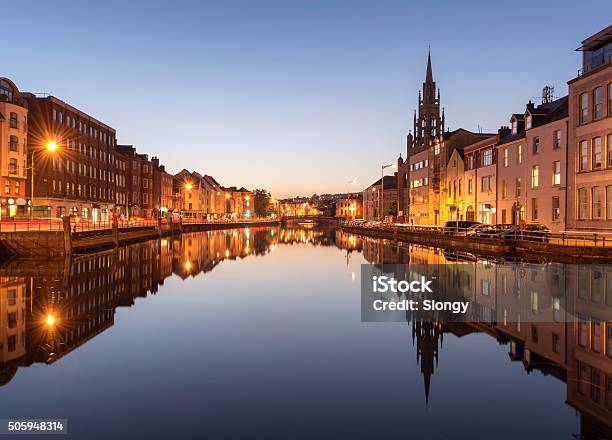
(593, 87, 603, 119)
(4, 182, 9, 194)
(15, 182, 19, 195)
(609, 82, 612, 116)
(531, 198, 538, 220)
(593, 137, 602, 169)
(552, 333, 561, 353)
(578, 319, 588, 347)
(531, 325, 538, 343)
(511, 119, 517, 134)
(516, 177, 521, 197)
(481, 175, 491, 192)
(526, 114, 532, 130)
(9, 158, 17, 175)
(517, 145, 522, 164)
(468, 179, 472, 194)
(608, 186, 612, 219)
(552, 161, 561, 185)
(580, 92, 589, 124)
(578, 188, 588, 219)
(608, 134, 612, 168)
(9, 135, 18, 151)
(592, 186, 602, 219)
(579, 140, 589, 171)
(533, 136, 540, 154)
(482, 149, 492, 166)
(552, 196, 560, 221)
(503, 148, 508, 167)
(502, 180, 507, 199)
(553, 130, 561, 149)
(531, 166, 539, 188)
(434, 144, 440, 155)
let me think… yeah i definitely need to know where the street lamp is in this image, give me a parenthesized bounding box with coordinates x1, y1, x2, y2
(380, 163, 396, 222)
(30, 139, 59, 220)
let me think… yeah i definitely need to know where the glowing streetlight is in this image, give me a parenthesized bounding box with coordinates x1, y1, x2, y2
(46, 140, 58, 151)
(45, 314, 56, 326)
(185, 183, 192, 191)
(30, 140, 59, 220)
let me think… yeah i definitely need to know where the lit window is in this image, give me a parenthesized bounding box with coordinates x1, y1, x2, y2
(531, 166, 539, 188)
(552, 161, 561, 185)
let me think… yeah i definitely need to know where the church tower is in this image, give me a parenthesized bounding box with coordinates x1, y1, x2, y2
(411, 50, 444, 149)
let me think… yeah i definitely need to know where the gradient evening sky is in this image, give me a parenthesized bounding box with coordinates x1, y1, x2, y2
(4, 1, 611, 197)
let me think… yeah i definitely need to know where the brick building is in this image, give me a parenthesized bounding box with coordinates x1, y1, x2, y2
(567, 25, 612, 231)
(24, 93, 117, 221)
(0, 78, 28, 218)
(152, 156, 173, 217)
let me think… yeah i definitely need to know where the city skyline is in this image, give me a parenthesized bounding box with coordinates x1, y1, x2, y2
(4, 1, 611, 197)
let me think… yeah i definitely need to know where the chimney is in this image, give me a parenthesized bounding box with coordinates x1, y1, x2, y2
(497, 126, 511, 138)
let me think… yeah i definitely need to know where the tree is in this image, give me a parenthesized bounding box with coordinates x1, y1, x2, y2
(253, 189, 271, 218)
(384, 201, 398, 217)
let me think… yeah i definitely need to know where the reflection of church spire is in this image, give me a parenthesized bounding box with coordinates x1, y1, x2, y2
(412, 320, 443, 405)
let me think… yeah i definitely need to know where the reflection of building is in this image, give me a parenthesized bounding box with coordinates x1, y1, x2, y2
(335, 198, 362, 219)
(567, 25, 612, 232)
(0, 78, 29, 219)
(0, 277, 27, 373)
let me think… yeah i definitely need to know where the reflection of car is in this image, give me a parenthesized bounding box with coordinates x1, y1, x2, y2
(500, 224, 551, 242)
(443, 220, 481, 235)
(471, 224, 514, 238)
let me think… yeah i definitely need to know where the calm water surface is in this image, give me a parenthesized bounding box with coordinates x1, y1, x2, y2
(0, 227, 609, 439)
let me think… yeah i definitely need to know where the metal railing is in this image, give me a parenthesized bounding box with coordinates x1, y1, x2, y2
(341, 220, 612, 248)
(0, 217, 277, 233)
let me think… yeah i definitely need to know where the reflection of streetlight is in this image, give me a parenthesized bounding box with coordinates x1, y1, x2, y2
(185, 260, 191, 271)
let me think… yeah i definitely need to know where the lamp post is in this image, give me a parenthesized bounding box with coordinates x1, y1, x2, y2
(380, 163, 396, 222)
(30, 140, 59, 220)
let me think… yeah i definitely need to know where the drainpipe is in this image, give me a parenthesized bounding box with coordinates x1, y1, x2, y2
(563, 119, 569, 230)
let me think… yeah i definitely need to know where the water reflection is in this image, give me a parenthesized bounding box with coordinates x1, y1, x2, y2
(0, 227, 608, 439)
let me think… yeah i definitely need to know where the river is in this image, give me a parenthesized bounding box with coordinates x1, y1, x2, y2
(0, 226, 609, 439)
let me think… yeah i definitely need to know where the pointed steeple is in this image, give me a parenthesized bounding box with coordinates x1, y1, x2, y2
(426, 49, 433, 84)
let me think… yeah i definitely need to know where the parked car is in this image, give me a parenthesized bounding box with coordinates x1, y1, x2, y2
(442, 220, 481, 235)
(499, 224, 551, 242)
(471, 224, 514, 238)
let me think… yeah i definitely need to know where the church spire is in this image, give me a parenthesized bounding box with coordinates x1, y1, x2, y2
(426, 48, 433, 84)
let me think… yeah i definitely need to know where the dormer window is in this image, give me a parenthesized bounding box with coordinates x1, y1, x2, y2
(525, 113, 532, 130)
(511, 119, 517, 134)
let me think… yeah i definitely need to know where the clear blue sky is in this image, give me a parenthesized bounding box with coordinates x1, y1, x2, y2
(4, 1, 611, 197)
